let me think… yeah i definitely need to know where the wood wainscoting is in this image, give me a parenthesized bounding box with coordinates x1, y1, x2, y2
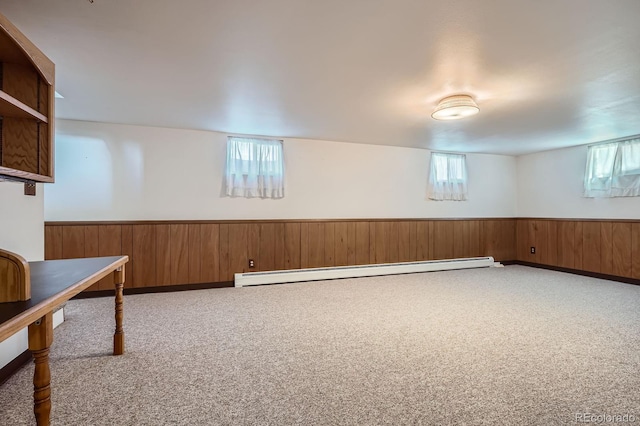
(44, 219, 516, 292)
(516, 219, 640, 280)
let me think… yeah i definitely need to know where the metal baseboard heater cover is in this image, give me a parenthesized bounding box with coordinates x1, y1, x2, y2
(235, 256, 496, 287)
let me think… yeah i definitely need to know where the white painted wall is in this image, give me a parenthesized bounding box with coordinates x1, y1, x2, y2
(0, 182, 44, 260)
(0, 181, 45, 370)
(517, 145, 640, 219)
(46, 120, 517, 220)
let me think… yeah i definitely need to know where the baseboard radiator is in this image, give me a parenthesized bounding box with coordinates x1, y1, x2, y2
(235, 256, 497, 287)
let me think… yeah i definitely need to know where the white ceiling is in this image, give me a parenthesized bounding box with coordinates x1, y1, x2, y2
(1, 0, 640, 155)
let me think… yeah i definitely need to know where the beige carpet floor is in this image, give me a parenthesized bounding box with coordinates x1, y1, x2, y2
(0, 265, 639, 425)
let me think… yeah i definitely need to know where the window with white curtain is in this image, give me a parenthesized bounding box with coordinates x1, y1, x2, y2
(224, 136, 284, 199)
(583, 137, 640, 198)
(427, 152, 468, 201)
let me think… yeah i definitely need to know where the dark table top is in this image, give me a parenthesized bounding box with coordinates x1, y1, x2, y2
(0, 256, 128, 340)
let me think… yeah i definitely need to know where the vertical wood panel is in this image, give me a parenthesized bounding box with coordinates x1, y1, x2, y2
(544, 221, 558, 266)
(188, 224, 202, 283)
(61, 226, 85, 259)
(334, 222, 349, 266)
(428, 222, 435, 260)
(582, 222, 601, 273)
(526, 221, 538, 262)
(574, 222, 584, 270)
(84, 226, 100, 291)
(39, 122, 49, 176)
(307, 223, 325, 268)
(97, 225, 121, 290)
(346, 222, 357, 265)
(535, 221, 548, 265)
(632, 223, 640, 279)
(259, 223, 276, 272)
(387, 222, 399, 263)
(504, 219, 517, 261)
(132, 225, 156, 288)
(612, 222, 632, 278)
(324, 222, 335, 267)
(374, 222, 388, 264)
(121, 225, 134, 288)
(398, 221, 412, 262)
(229, 224, 249, 276)
(469, 220, 481, 257)
(284, 223, 301, 269)
(247, 223, 260, 271)
(416, 221, 429, 261)
(408, 221, 417, 261)
(600, 222, 613, 275)
(201, 224, 220, 282)
(98, 225, 121, 256)
(170, 224, 190, 285)
(84, 226, 99, 257)
(516, 220, 528, 261)
(479, 220, 492, 259)
(433, 221, 454, 260)
(452, 221, 465, 259)
(462, 221, 472, 258)
(557, 221, 575, 268)
(155, 225, 172, 286)
(484, 220, 509, 261)
(274, 223, 285, 271)
(535, 221, 547, 265)
(300, 223, 309, 268)
(369, 222, 377, 264)
(355, 222, 369, 265)
(219, 224, 231, 281)
(44, 226, 62, 260)
(481, 220, 515, 262)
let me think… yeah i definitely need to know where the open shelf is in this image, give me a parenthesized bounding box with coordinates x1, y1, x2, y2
(0, 166, 53, 183)
(0, 90, 48, 122)
(0, 12, 54, 183)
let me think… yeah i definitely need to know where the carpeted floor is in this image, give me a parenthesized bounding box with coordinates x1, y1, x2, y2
(0, 265, 638, 425)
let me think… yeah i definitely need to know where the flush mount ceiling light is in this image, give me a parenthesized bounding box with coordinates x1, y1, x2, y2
(431, 95, 479, 120)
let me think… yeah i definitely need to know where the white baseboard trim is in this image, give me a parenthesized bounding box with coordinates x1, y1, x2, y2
(235, 256, 496, 287)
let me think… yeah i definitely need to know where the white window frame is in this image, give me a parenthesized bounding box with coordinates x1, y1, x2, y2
(583, 136, 640, 198)
(427, 152, 468, 201)
(224, 136, 284, 199)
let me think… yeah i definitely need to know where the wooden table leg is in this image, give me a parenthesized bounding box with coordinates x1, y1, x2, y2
(28, 312, 53, 426)
(114, 265, 125, 355)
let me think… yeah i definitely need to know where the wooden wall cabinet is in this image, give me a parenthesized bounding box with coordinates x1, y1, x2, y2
(0, 12, 54, 183)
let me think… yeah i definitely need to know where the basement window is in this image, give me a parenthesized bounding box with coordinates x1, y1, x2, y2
(427, 152, 468, 201)
(583, 137, 640, 198)
(224, 136, 284, 199)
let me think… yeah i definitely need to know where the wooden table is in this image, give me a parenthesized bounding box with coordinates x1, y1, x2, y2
(0, 255, 129, 426)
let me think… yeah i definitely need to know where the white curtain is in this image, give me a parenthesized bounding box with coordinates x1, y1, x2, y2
(427, 152, 468, 201)
(583, 138, 640, 198)
(224, 137, 284, 199)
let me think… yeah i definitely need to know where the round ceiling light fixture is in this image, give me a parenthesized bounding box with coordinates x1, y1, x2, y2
(431, 95, 479, 120)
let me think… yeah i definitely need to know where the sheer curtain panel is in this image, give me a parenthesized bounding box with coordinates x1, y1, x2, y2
(583, 137, 640, 198)
(224, 137, 284, 199)
(427, 152, 468, 201)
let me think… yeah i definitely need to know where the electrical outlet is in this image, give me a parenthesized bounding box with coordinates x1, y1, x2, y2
(248, 259, 255, 268)
(530, 247, 536, 254)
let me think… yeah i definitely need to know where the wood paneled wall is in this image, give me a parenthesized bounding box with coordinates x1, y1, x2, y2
(44, 219, 516, 292)
(516, 219, 640, 279)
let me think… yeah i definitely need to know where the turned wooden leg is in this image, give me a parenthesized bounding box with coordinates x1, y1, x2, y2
(114, 265, 125, 355)
(28, 312, 53, 426)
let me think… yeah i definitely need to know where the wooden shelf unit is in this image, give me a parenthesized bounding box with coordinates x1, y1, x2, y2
(0, 12, 55, 183)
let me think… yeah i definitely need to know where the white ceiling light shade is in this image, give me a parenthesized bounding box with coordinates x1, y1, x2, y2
(431, 95, 479, 120)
